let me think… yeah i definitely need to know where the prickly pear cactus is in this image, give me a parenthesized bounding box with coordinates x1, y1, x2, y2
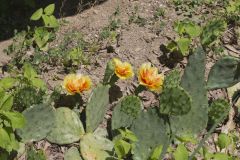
(47, 107, 85, 145)
(64, 147, 82, 160)
(170, 47, 208, 135)
(86, 84, 110, 132)
(207, 56, 240, 90)
(159, 86, 192, 116)
(130, 108, 169, 160)
(14, 86, 44, 110)
(17, 104, 55, 142)
(112, 96, 141, 130)
(103, 60, 115, 84)
(80, 133, 113, 160)
(163, 69, 181, 89)
(208, 99, 230, 125)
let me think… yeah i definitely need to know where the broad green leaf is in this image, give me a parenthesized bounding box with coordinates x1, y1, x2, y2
(0, 127, 11, 150)
(48, 15, 59, 28)
(23, 63, 38, 80)
(0, 93, 13, 111)
(174, 21, 185, 35)
(64, 147, 82, 160)
(44, 4, 55, 15)
(177, 38, 191, 56)
(42, 15, 51, 27)
(185, 23, 202, 38)
(31, 78, 46, 89)
(166, 41, 178, 52)
(30, 8, 43, 20)
(0, 111, 25, 129)
(0, 77, 17, 91)
(150, 145, 163, 160)
(8, 131, 19, 151)
(217, 133, 232, 150)
(42, 15, 59, 28)
(114, 139, 131, 158)
(119, 129, 138, 142)
(173, 144, 189, 160)
(213, 153, 231, 160)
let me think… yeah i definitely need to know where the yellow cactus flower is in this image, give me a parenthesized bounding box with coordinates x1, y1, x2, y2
(63, 74, 92, 95)
(138, 63, 164, 92)
(113, 58, 134, 79)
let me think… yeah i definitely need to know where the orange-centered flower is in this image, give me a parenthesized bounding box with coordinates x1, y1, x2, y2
(113, 58, 134, 79)
(138, 63, 164, 92)
(63, 74, 92, 95)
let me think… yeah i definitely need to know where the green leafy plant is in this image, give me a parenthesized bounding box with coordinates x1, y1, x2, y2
(0, 90, 25, 153)
(30, 4, 59, 28)
(165, 20, 202, 56)
(129, 6, 147, 27)
(27, 146, 47, 160)
(200, 19, 227, 47)
(113, 129, 138, 159)
(32, 27, 55, 51)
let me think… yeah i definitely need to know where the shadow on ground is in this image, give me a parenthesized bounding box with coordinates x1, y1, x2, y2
(0, 0, 106, 41)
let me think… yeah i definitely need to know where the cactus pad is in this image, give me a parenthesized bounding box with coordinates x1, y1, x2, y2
(47, 107, 85, 145)
(103, 60, 115, 84)
(208, 99, 230, 125)
(64, 147, 82, 160)
(86, 84, 110, 132)
(130, 108, 169, 160)
(17, 104, 55, 142)
(170, 47, 208, 135)
(159, 86, 192, 115)
(207, 56, 240, 90)
(163, 69, 181, 89)
(80, 133, 113, 160)
(112, 96, 141, 130)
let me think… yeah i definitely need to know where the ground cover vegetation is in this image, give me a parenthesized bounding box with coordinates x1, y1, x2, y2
(0, 0, 240, 159)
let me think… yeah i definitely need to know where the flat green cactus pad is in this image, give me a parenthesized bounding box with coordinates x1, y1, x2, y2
(131, 108, 170, 160)
(159, 86, 192, 116)
(17, 104, 55, 143)
(86, 84, 110, 133)
(170, 47, 208, 135)
(80, 133, 113, 160)
(47, 107, 85, 145)
(112, 95, 141, 130)
(64, 147, 82, 160)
